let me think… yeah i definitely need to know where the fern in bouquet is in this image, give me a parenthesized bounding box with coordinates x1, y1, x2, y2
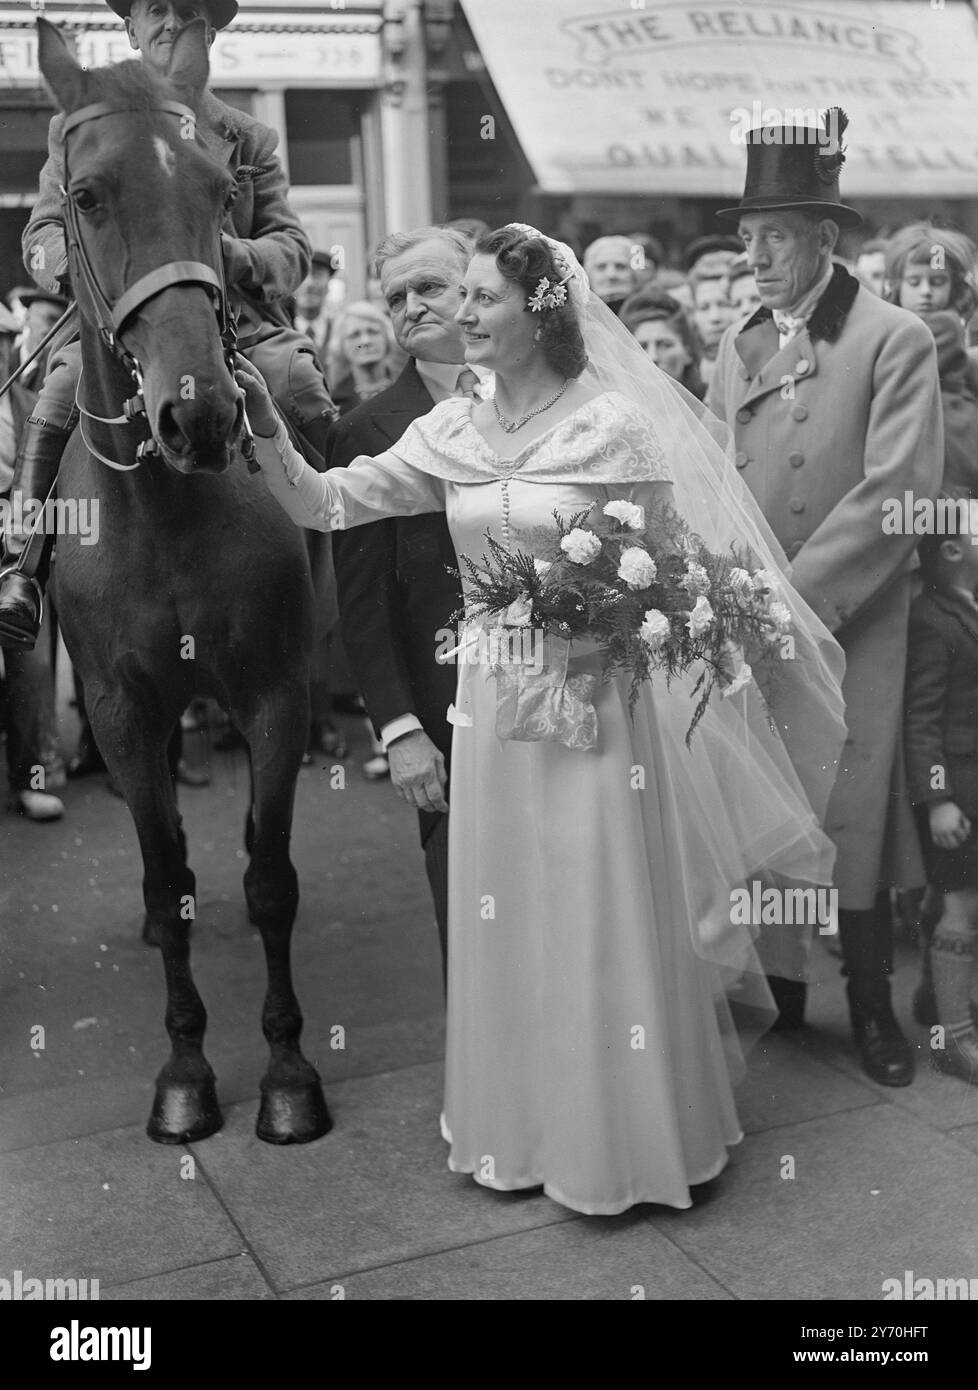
(451, 498, 794, 743)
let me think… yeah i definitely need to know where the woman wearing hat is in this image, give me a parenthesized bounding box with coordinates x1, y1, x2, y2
(0, 0, 337, 650)
(708, 111, 944, 1085)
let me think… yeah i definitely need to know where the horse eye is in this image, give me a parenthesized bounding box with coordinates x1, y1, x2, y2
(72, 188, 99, 213)
(223, 185, 238, 212)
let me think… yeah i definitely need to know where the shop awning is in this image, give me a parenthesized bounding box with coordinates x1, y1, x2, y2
(459, 0, 978, 197)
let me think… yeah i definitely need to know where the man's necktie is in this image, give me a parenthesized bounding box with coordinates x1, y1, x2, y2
(456, 367, 482, 400)
(772, 310, 806, 343)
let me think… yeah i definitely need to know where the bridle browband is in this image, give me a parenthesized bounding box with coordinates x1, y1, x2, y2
(60, 96, 248, 465)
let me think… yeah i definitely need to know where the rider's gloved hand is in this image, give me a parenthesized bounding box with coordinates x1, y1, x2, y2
(220, 232, 251, 288)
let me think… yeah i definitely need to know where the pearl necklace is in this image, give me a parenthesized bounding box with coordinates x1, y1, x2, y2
(493, 378, 570, 433)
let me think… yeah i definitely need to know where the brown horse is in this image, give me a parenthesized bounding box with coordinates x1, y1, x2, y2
(36, 18, 330, 1145)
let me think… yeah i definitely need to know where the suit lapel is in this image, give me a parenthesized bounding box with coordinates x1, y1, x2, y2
(736, 323, 819, 407)
(732, 264, 861, 405)
(370, 360, 435, 447)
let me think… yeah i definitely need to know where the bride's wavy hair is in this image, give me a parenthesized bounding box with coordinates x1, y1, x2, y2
(475, 226, 588, 377)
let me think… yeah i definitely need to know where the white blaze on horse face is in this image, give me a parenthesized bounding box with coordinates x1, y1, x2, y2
(153, 135, 177, 178)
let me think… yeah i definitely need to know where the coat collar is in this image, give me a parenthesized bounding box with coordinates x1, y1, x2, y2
(733, 264, 862, 404)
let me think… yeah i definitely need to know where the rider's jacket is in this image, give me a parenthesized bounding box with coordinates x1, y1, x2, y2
(23, 89, 310, 335)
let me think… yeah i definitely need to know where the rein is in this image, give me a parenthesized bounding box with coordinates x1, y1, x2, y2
(60, 97, 253, 468)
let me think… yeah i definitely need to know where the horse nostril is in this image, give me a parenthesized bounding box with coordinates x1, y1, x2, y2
(157, 401, 183, 449)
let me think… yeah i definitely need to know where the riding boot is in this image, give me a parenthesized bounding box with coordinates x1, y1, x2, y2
(0, 418, 72, 650)
(838, 902, 915, 1086)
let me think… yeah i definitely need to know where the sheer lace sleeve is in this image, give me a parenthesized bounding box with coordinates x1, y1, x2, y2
(256, 419, 446, 531)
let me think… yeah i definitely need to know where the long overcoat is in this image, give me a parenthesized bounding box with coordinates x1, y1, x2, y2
(707, 266, 944, 909)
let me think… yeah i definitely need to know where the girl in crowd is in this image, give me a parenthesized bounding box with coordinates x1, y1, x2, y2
(620, 289, 706, 399)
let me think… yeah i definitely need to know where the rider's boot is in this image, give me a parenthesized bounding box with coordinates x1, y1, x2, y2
(0, 418, 72, 650)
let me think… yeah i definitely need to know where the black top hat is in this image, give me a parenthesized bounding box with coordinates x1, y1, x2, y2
(104, 0, 239, 29)
(717, 108, 862, 229)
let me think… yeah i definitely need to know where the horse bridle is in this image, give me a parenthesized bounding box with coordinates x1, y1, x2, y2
(60, 97, 248, 463)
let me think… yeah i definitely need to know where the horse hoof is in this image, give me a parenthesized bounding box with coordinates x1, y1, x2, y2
(147, 1080, 223, 1144)
(256, 1083, 332, 1144)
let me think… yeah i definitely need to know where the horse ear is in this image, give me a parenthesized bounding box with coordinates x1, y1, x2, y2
(36, 17, 89, 113)
(166, 18, 210, 105)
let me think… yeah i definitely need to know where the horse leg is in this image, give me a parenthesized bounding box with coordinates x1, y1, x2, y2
(239, 706, 330, 1144)
(87, 695, 221, 1144)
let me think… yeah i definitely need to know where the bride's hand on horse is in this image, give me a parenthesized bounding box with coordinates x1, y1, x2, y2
(233, 354, 279, 438)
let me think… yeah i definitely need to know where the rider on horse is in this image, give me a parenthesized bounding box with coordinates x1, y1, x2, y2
(0, 0, 338, 649)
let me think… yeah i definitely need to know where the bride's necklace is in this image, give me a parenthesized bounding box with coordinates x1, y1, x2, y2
(493, 378, 570, 433)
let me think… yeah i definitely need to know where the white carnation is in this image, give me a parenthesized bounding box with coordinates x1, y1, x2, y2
(603, 500, 645, 531)
(639, 608, 671, 650)
(560, 528, 602, 565)
(721, 660, 754, 698)
(617, 546, 658, 590)
(686, 595, 714, 637)
(533, 558, 553, 579)
(768, 600, 792, 633)
(729, 567, 753, 595)
(752, 568, 782, 597)
(682, 561, 711, 595)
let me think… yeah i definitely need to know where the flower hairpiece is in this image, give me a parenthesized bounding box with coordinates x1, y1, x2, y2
(528, 275, 569, 313)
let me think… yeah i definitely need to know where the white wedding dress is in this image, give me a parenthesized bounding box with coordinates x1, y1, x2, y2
(258, 390, 836, 1215)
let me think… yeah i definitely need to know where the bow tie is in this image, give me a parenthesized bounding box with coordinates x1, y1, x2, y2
(456, 367, 482, 400)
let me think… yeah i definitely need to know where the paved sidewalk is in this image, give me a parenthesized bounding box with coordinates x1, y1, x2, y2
(3, 709, 978, 1300)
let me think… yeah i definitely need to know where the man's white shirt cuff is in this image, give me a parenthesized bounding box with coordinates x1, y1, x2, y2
(381, 715, 424, 750)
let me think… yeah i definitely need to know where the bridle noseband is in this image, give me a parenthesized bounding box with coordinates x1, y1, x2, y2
(61, 97, 249, 465)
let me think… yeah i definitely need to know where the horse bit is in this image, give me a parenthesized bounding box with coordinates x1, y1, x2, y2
(59, 97, 257, 471)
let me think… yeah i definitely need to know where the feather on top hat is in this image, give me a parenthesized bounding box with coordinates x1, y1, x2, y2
(717, 108, 862, 228)
(104, 1, 239, 29)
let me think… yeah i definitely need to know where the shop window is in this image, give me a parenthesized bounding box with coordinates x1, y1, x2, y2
(285, 90, 361, 186)
(211, 90, 256, 116)
(0, 105, 54, 195)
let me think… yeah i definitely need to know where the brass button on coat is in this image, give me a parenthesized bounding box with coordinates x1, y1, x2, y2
(791, 404, 808, 421)
(734, 451, 750, 468)
(789, 497, 805, 513)
(789, 451, 805, 467)
(736, 406, 753, 423)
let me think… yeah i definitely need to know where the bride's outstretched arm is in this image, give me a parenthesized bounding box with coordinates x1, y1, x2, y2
(235, 356, 446, 532)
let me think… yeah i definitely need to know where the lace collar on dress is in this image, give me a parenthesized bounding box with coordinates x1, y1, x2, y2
(387, 392, 670, 485)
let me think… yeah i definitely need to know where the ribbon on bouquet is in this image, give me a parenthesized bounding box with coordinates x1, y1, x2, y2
(440, 617, 600, 751)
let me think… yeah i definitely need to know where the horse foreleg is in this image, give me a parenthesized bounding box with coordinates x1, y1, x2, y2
(89, 699, 221, 1144)
(243, 721, 330, 1144)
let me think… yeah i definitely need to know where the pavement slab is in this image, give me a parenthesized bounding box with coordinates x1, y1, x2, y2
(645, 1104, 978, 1300)
(100, 1254, 275, 1301)
(0, 1125, 243, 1288)
(286, 1216, 733, 1301)
(192, 1061, 578, 1292)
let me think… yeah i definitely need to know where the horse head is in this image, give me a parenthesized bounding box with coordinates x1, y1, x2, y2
(37, 17, 244, 474)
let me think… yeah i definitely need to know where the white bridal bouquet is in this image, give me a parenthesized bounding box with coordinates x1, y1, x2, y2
(452, 499, 793, 749)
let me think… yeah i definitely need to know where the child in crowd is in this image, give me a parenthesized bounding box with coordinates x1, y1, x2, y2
(905, 502, 978, 1083)
(885, 224, 978, 494)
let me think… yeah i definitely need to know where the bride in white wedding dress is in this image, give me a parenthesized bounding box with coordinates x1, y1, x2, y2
(235, 224, 846, 1215)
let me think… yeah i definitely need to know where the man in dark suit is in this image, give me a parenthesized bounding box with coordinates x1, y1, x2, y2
(324, 226, 486, 984)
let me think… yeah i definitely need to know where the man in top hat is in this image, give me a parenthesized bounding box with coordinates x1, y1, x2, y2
(707, 109, 943, 1085)
(0, 0, 337, 650)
